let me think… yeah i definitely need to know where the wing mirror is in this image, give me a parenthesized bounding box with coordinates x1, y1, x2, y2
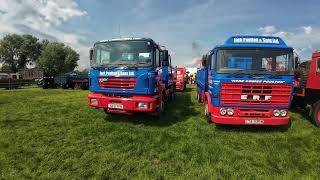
(295, 56, 300, 69)
(162, 50, 169, 66)
(89, 48, 93, 61)
(201, 55, 207, 67)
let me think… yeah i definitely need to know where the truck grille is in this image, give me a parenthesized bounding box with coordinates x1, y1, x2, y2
(238, 109, 271, 118)
(98, 77, 137, 90)
(220, 83, 292, 107)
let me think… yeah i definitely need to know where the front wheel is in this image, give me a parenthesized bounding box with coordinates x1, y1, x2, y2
(204, 100, 212, 124)
(311, 102, 320, 128)
(168, 87, 174, 101)
(104, 108, 111, 115)
(197, 93, 202, 103)
(153, 99, 164, 118)
(279, 119, 292, 132)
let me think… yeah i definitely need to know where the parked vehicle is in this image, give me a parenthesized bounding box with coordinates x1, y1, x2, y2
(293, 51, 320, 127)
(42, 72, 88, 90)
(196, 36, 295, 129)
(88, 37, 175, 116)
(174, 67, 187, 91)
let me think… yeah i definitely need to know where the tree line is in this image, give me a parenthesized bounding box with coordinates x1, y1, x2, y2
(0, 34, 79, 76)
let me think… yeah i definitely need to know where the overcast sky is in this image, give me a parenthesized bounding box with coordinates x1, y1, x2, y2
(0, 0, 319, 69)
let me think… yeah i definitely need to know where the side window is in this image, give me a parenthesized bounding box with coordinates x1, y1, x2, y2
(96, 49, 110, 64)
(211, 53, 215, 70)
(155, 48, 160, 67)
(317, 58, 320, 72)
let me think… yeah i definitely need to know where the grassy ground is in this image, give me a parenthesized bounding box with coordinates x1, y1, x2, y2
(0, 86, 320, 179)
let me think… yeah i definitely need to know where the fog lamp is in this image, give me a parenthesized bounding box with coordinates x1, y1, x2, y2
(91, 98, 98, 105)
(138, 102, 148, 109)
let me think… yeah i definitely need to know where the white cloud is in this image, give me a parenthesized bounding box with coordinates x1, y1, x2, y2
(0, 0, 89, 69)
(258, 25, 320, 60)
(258, 25, 277, 35)
(302, 26, 312, 34)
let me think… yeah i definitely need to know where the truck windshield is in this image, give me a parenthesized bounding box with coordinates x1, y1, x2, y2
(92, 40, 153, 68)
(216, 48, 294, 75)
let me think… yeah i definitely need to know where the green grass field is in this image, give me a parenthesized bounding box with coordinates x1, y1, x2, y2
(0, 86, 320, 179)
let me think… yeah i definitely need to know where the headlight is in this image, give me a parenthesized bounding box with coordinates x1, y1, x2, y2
(138, 102, 148, 109)
(273, 109, 280, 117)
(280, 110, 287, 117)
(227, 108, 234, 116)
(90, 98, 98, 105)
(220, 108, 227, 115)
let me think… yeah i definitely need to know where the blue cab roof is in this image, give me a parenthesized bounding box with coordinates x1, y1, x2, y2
(215, 36, 293, 50)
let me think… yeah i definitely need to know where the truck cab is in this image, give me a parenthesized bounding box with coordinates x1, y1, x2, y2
(88, 38, 175, 116)
(174, 67, 187, 91)
(197, 36, 295, 127)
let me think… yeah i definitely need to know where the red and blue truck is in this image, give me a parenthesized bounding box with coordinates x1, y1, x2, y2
(196, 36, 295, 129)
(88, 38, 175, 116)
(174, 67, 187, 91)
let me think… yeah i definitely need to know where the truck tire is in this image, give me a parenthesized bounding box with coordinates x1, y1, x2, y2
(104, 108, 111, 115)
(204, 100, 212, 124)
(298, 68, 309, 88)
(311, 102, 320, 128)
(168, 87, 174, 101)
(197, 93, 202, 103)
(153, 100, 164, 118)
(279, 119, 292, 132)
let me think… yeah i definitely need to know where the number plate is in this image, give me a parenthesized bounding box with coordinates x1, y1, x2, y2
(108, 103, 123, 109)
(245, 120, 264, 124)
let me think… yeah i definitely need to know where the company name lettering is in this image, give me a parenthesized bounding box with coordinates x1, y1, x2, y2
(233, 38, 280, 44)
(231, 80, 285, 84)
(99, 71, 135, 77)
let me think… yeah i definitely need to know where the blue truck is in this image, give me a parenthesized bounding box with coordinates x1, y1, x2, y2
(196, 36, 295, 128)
(88, 38, 175, 116)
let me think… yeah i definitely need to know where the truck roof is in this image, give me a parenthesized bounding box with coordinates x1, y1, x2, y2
(214, 36, 293, 50)
(96, 37, 166, 49)
(98, 37, 154, 43)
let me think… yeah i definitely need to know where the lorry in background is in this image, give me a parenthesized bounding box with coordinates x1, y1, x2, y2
(293, 51, 320, 127)
(42, 72, 88, 90)
(88, 38, 175, 116)
(196, 36, 295, 129)
(174, 67, 187, 91)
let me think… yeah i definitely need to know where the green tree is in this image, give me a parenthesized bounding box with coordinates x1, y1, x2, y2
(19, 34, 42, 68)
(38, 42, 79, 76)
(0, 34, 42, 72)
(0, 34, 23, 72)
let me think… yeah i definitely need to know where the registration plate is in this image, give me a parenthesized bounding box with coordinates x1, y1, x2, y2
(108, 103, 123, 109)
(245, 120, 264, 125)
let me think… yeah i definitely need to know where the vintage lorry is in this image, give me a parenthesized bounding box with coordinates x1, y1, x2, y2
(87, 38, 175, 116)
(196, 36, 295, 129)
(174, 67, 187, 91)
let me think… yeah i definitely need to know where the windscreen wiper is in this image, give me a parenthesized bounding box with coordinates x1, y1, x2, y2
(135, 62, 150, 66)
(233, 70, 246, 75)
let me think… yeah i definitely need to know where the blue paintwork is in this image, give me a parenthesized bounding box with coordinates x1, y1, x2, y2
(217, 36, 293, 50)
(89, 67, 157, 95)
(196, 36, 295, 109)
(89, 38, 173, 96)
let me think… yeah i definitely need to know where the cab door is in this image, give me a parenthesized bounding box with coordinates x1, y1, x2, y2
(316, 57, 320, 89)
